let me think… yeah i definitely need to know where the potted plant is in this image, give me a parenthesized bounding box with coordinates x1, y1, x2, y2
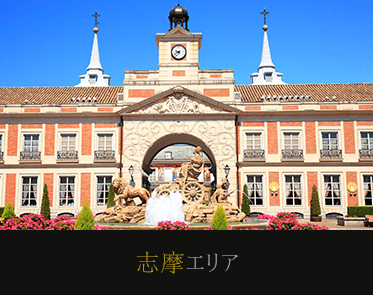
(310, 185, 322, 222)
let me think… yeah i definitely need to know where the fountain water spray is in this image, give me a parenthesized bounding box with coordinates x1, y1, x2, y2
(144, 189, 185, 226)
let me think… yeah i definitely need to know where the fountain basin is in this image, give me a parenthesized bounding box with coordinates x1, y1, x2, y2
(96, 219, 269, 230)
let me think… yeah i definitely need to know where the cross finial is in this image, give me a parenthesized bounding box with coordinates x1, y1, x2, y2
(92, 11, 100, 27)
(260, 8, 269, 25)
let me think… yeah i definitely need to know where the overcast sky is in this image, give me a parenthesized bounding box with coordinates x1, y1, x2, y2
(1, 0, 372, 87)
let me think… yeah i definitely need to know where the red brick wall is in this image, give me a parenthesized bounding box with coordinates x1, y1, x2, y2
(280, 122, 302, 127)
(7, 124, 18, 156)
(97, 108, 114, 112)
(307, 172, 318, 206)
(305, 122, 316, 154)
(357, 121, 373, 126)
(318, 121, 340, 126)
(21, 124, 43, 129)
(172, 71, 186, 77)
(242, 122, 264, 127)
(343, 121, 355, 154)
(203, 89, 230, 97)
(359, 105, 373, 110)
(81, 123, 92, 155)
(45, 124, 55, 156)
(267, 122, 278, 154)
(58, 124, 79, 129)
(244, 106, 261, 111)
(320, 105, 337, 110)
(24, 108, 41, 113)
(269, 172, 280, 206)
(346, 172, 358, 206)
(94, 123, 116, 128)
(128, 89, 154, 98)
(5, 174, 16, 206)
(282, 106, 299, 111)
(80, 173, 91, 206)
(61, 108, 77, 113)
(43, 173, 54, 207)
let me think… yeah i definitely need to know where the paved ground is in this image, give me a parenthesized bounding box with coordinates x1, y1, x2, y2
(299, 219, 373, 230)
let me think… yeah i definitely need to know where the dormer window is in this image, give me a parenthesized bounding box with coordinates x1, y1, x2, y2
(264, 72, 273, 82)
(89, 75, 98, 84)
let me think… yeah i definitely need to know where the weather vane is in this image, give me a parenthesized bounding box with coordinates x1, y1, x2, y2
(260, 8, 269, 25)
(92, 11, 100, 27)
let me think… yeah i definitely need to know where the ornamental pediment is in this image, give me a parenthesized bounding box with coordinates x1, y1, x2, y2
(119, 86, 240, 115)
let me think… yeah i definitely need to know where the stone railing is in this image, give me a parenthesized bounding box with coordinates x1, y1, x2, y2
(243, 149, 265, 160)
(359, 149, 373, 160)
(20, 151, 41, 161)
(94, 151, 115, 161)
(57, 151, 78, 161)
(282, 149, 304, 160)
(320, 149, 342, 160)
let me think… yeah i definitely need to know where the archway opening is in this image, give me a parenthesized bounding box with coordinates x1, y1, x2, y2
(141, 133, 217, 192)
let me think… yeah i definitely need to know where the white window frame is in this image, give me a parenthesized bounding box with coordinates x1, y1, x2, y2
(360, 131, 373, 150)
(59, 133, 77, 152)
(245, 174, 265, 207)
(96, 175, 113, 207)
(245, 132, 263, 150)
(284, 174, 303, 206)
(58, 175, 76, 207)
(20, 175, 39, 207)
(320, 131, 339, 150)
(97, 133, 114, 152)
(282, 131, 301, 150)
(363, 174, 373, 206)
(322, 173, 342, 207)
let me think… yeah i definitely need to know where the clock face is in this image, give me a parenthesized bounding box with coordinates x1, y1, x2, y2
(171, 45, 187, 60)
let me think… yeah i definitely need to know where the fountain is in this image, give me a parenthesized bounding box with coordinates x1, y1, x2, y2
(94, 146, 268, 229)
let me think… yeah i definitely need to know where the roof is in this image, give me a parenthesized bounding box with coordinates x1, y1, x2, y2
(235, 83, 373, 103)
(0, 86, 122, 105)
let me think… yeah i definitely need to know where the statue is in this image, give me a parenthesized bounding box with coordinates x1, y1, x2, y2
(112, 178, 150, 206)
(210, 178, 232, 205)
(177, 146, 204, 185)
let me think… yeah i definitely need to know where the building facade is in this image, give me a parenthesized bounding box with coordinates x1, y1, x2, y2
(1, 5, 372, 218)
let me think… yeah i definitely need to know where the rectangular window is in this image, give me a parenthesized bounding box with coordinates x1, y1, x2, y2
(324, 175, 341, 206)
(60, 134, 76, 151)
(246, 175, 263, 206)
(164, 151, 172, 159)
(59, 176, 75, 207)
(21, 176, 38, 207)
(245, 133, 262, 150)
(23, 135, 39, 152)
(361, 132, 373, 150)
(322, 132, 338, 150)
(97, 176, 113, 206)
(364, 175, 373, 206)
(97, 134, 113, 151)
(164, 167, 173, 182)
(283, 132, 300, 150)
(285, 175, 302, 206)
(0, 134, 2, 151)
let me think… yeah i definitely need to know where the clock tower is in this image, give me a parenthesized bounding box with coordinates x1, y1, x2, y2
(123, 4, 235, 103)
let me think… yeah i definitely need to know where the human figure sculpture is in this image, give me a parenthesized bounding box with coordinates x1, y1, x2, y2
(177, 146, 204, 185)
(210, 178, 232, 205)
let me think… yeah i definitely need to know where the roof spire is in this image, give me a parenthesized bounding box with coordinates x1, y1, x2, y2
(75, 12, 111, 87)
(250, 9, 286, 85)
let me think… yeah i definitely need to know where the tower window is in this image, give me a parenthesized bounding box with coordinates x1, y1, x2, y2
(89, 75, 98, 84)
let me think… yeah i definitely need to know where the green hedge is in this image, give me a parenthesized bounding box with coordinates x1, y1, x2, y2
(348, 206, 373, 217)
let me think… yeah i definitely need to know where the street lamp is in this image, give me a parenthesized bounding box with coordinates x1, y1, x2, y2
(224, 165, 230, 178)
(129, 165, 135, 187)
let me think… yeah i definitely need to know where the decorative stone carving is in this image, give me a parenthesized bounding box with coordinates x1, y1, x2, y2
(135, 93, 224, 114)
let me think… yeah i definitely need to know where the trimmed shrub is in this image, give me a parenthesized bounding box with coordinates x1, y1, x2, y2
(241, 184, 251, 216)
(40, 184, 51, 220)
(210, 205, 229, 230)
(107, 183, 115, 208)
(2, 202, 16, 221)
(74, 202, 95, 230)
(348, 206, 373, 217)
(310, 185, 321, 217)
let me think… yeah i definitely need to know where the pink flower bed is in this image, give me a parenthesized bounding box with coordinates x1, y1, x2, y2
(0, 213, 109, 230)
(156, 220, 191, 230)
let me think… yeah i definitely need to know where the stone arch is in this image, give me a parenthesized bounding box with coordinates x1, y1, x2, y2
(141, 133, 217, 179)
